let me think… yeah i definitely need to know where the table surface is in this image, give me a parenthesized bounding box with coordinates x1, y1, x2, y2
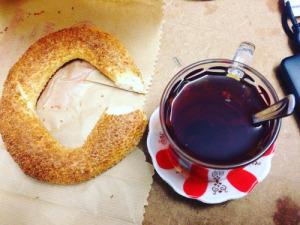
(142, 1, 300, 224)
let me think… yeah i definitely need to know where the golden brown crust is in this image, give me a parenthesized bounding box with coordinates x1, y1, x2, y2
(0, 25, 147, 184)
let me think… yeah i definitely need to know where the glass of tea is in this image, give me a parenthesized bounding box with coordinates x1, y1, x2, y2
(159, 42, 281, 174)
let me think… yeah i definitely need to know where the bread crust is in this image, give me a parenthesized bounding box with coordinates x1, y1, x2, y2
(0, 25, 147, 184)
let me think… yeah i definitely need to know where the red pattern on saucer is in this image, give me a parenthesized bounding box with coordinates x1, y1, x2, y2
(227, 169, 258, 193)
(147, 108, 275, 204)
(156, 147, 179, 169)
(183, 165, 208, 198)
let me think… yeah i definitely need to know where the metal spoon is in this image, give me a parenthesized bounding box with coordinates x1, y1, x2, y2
(252, 94, 296, 124)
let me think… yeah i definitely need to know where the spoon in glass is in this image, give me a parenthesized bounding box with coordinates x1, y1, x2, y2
(252, 94, 295, 124)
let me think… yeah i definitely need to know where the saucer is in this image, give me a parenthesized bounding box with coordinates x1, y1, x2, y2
(147, 108, 275, 204)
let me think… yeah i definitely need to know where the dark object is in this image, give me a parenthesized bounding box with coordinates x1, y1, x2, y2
(164, 74, 272, 165)
(280, 1, 300, 119)
(280, 56, 300, 116)
(282, 1, 300, 49)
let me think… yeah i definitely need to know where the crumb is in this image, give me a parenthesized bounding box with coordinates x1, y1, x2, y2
(35, 196, 39, 199)
(173, 57, 182, 67)
(60, 119, 63, 123)
(42, 118, 46, 122)
(33, 10, 45, 16)
(101, 94, 104, 98)
(57, 10, 61, 14)
(53, 105, 61, 109)
(110, 195, 114, 199)
(4, 27, 8, 32)
(71, 6, 74, 10)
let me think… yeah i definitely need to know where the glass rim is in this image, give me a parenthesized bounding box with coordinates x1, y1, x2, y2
(159, 58, 281, 170)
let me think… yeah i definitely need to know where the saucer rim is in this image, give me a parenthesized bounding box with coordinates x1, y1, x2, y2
(147, 107, 273, 204)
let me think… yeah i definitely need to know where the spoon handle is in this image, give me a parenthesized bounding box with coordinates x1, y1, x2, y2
(252, 94, 296, 124)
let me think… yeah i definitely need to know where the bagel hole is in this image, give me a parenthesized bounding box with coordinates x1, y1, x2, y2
(36, 59, 143, 148)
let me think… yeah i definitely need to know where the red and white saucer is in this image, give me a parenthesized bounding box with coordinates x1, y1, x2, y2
(147, 108, 275, 204)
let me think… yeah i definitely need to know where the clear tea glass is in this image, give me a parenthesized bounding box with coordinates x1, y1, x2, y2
(159, 43, 281, 175)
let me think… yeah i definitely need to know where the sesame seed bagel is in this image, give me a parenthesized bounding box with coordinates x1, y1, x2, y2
(0, 25, 147, 184)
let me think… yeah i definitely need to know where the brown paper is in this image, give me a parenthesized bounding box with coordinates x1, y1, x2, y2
(143, 1, 300, 224)
(0, 0, 163, 224)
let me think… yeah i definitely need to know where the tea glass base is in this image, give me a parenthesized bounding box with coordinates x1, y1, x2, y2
(147, 108, 275, 204)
